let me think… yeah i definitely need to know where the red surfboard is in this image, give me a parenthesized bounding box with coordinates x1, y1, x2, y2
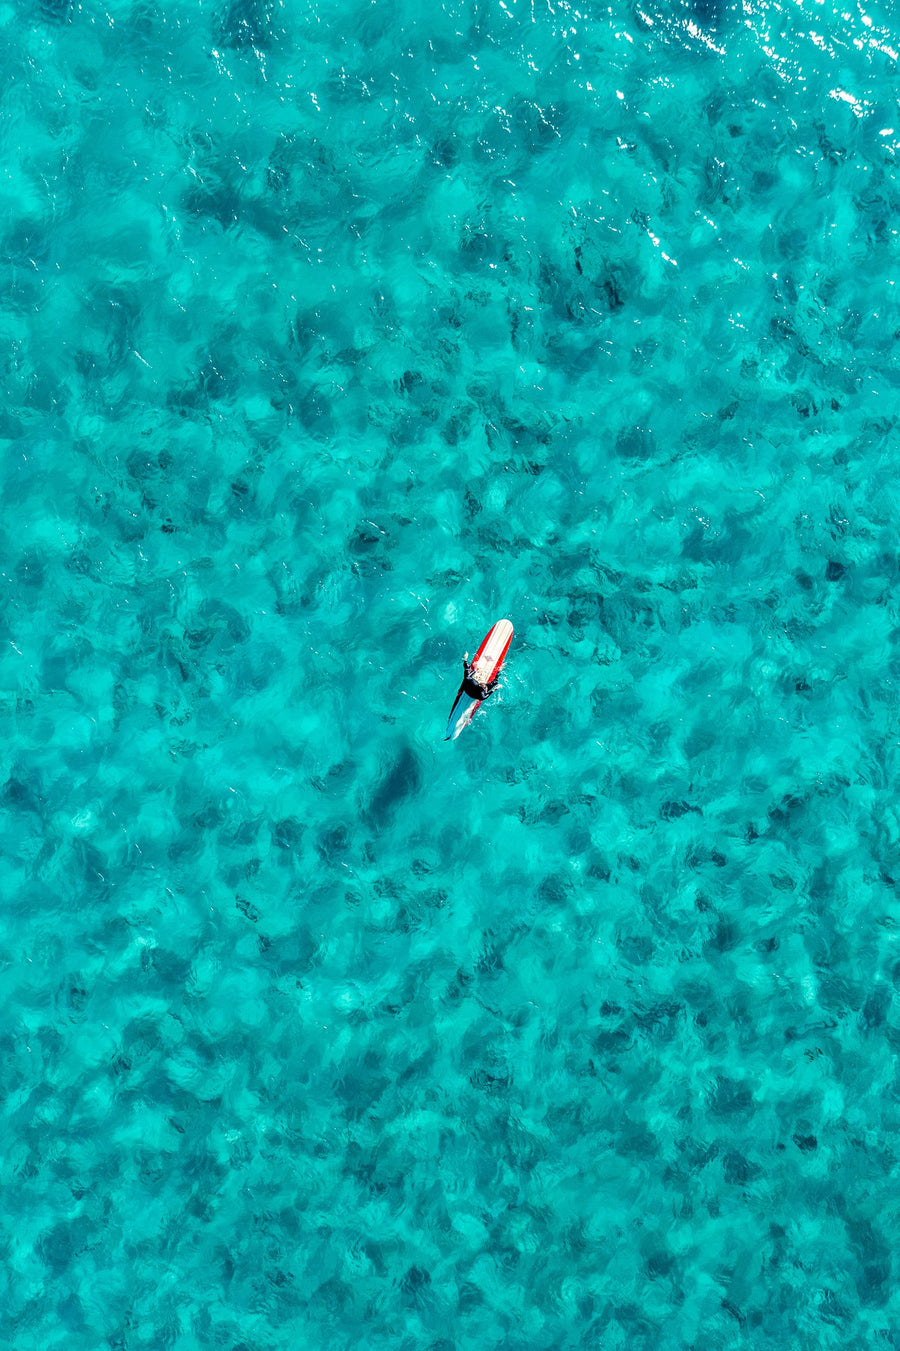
(444, 619, 514, 741)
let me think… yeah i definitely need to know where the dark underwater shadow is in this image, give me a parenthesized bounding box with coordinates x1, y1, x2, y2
(363, 746, 423, 834)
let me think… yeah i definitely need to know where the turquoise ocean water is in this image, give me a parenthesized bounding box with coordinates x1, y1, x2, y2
(4, 0, 900, 1345)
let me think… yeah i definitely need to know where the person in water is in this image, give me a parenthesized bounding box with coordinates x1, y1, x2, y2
(461, 650, 499, 700)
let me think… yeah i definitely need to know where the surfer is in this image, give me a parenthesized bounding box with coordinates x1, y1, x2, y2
(445, 621, 513, 740)
(461, 651, 499, 701)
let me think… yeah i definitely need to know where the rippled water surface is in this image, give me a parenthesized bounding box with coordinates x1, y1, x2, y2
(4, 1, 900, 1346)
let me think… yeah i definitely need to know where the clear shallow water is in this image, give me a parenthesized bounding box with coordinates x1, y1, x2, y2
(4, 0, 900, 1345)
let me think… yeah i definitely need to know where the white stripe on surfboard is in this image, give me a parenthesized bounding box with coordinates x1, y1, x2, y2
(472, 619, 513, 683)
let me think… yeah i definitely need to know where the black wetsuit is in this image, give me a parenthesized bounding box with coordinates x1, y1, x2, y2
(462, 659, 498, 701)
